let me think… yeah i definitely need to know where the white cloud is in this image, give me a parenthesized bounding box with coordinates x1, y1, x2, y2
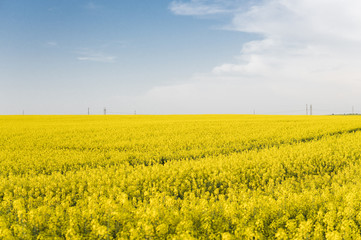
(169, 0, 251, 16)
(77, 49, 116, 63)
(134, 0, 361, 114)
(169, 0, 230, 15)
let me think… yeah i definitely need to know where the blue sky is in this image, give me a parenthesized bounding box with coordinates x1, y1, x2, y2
(1, 0, 361, 115)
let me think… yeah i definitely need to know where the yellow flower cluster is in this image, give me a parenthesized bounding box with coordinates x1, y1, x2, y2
(1, 115, 361, 239)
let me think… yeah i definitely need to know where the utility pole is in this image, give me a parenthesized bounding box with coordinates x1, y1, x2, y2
(104, 107, 106, 115)
(352, 106, 354, 114)
(253, 109, 256, 115)
(310, 104, 313, 115)
(88, 107, 90, 115)
(134, 110, 136, 115)
(22, 110, 24, 115)
(306, 104, 308, 115)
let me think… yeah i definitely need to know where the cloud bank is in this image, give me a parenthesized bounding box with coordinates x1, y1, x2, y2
(125, 0, 361, 115)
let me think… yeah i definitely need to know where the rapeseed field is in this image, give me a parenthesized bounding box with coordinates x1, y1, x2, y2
(1, 115, 361, 239)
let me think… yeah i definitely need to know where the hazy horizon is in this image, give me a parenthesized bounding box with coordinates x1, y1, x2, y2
(2, 0, 361, 115)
